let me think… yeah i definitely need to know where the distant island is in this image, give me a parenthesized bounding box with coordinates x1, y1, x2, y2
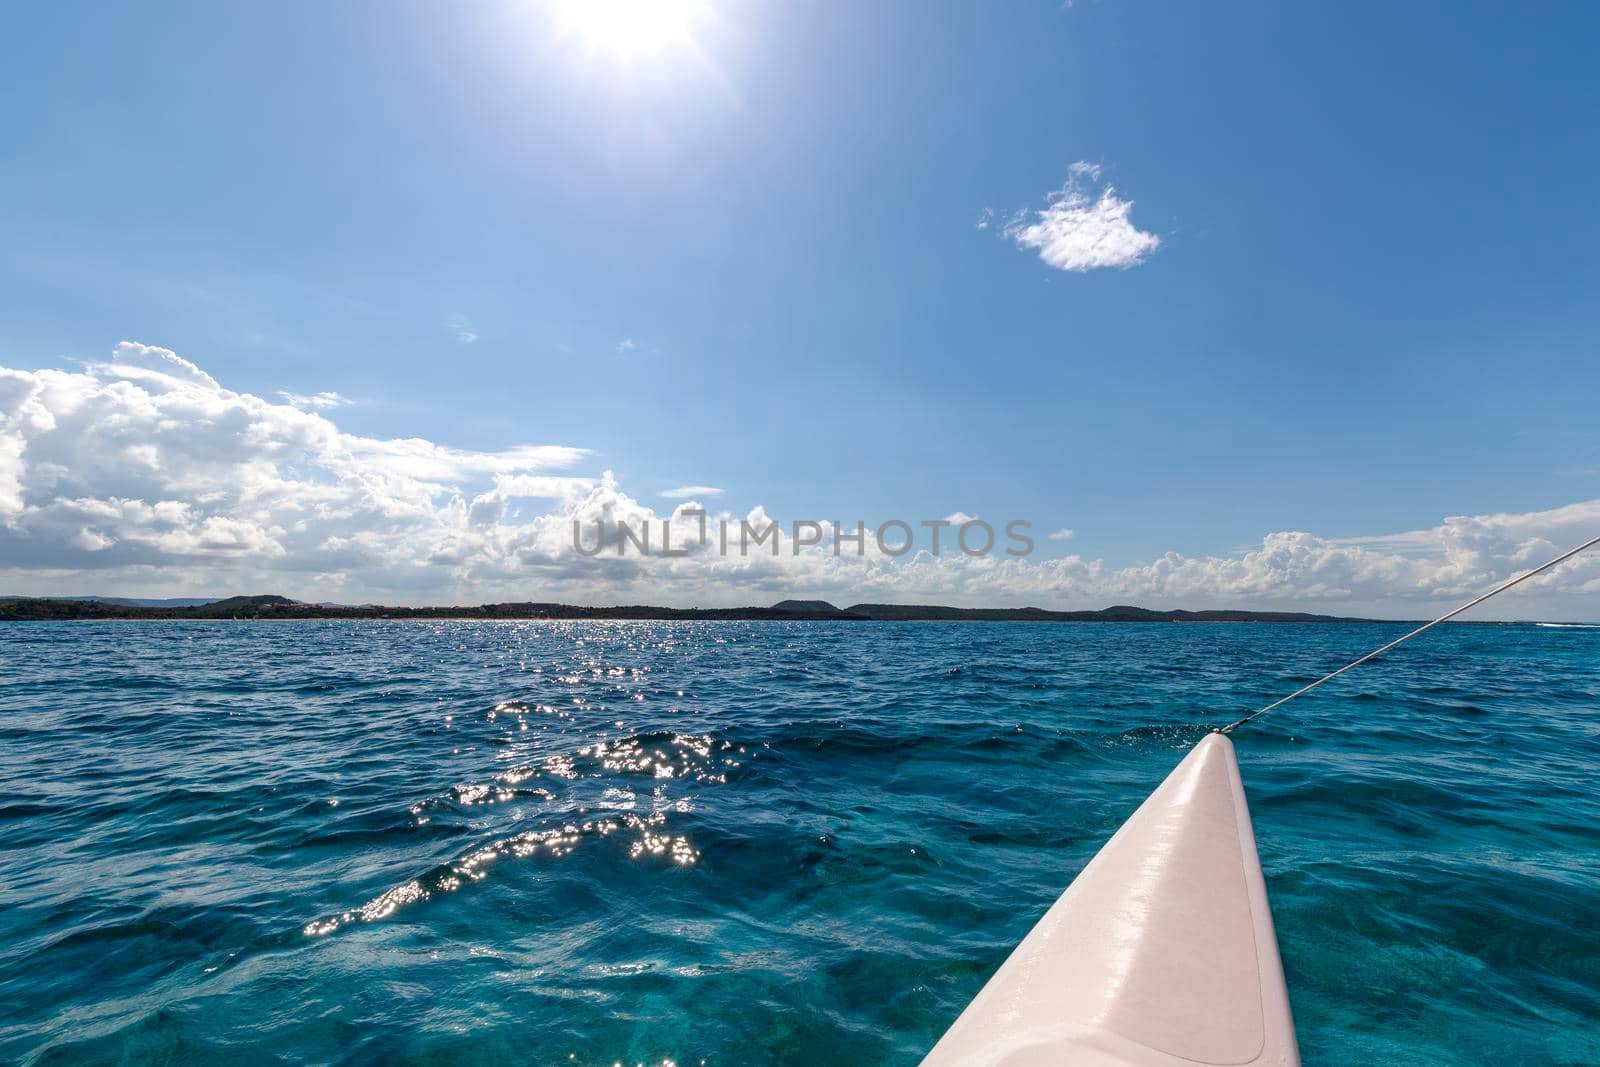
(0, 594, 1389, 623)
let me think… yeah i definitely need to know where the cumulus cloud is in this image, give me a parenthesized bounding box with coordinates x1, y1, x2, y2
(1048, 527, 1075, 541)
(1, 343, 1597, 618)
(0, 342, 585, 596)
(1001, 162, 1161, 272)
(662, 486, 724, 500)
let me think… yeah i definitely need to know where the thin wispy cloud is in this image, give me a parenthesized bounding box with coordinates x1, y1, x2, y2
(998, 162, 1161, 272)
(662, 485, 724, 499)
(278, 390, 350, 410)
(450, 316, 479, 344)
(1048, 527, 1075, 541)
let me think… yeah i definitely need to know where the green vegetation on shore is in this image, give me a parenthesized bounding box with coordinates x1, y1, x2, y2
(0, 594, 1380, 623)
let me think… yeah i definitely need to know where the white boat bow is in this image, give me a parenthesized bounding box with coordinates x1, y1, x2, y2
(922, 733, 1299, 1067)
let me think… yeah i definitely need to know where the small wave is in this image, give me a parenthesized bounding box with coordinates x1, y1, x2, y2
(303, 808, 700, 938)
(300, 724, 735, 939)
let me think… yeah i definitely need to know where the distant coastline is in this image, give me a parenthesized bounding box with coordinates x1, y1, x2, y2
(0, 594, 1404, 624)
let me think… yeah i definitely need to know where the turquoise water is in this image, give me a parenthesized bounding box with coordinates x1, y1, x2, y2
(1, 620, 1596, 1066)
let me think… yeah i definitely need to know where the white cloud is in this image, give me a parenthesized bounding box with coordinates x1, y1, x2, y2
(450, 316, 479, 344)
(278, 390, 350, 410)
(2, 343, 1598, 619)
(1048, 527, 1075, 541)
(339, 437, 585, 483)
(1000, 162, 1160, 272)
(0, 342, 585, 593)
(662, 486, 724, 500)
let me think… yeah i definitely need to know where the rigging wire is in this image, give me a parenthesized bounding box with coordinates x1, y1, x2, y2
(1218, 532, 1600, 735)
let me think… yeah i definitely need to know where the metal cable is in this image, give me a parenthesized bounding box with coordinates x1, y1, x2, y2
(1218, 532, 1600, 735)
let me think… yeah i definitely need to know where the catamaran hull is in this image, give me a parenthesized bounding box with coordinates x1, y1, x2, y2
(922, 733, 1299, 1066)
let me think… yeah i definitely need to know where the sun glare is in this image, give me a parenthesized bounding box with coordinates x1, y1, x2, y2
(553, 0, 709, 60)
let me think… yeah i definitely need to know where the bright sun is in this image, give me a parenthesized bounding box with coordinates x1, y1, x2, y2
(553, 0, 709, 60)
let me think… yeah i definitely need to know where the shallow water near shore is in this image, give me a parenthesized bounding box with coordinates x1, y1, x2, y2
(1, 619, 1596, 1065)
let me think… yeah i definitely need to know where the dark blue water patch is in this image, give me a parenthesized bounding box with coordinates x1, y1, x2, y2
(1, 619, 1597, 1065)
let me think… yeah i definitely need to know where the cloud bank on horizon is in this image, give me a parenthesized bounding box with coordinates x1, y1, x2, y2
(2, 344, 1597, 617)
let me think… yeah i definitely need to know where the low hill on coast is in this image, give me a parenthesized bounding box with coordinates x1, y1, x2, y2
(0, 594, 1383, 623)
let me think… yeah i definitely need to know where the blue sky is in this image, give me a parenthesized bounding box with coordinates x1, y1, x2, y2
(2, 1, 1598, 614)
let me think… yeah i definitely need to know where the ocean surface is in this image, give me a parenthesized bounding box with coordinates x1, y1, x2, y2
(1, 620, 1596, 1066)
